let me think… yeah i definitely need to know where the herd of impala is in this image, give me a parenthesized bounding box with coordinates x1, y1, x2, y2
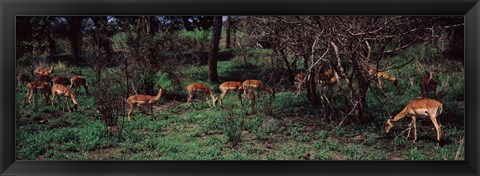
(18, 65, 444, 143)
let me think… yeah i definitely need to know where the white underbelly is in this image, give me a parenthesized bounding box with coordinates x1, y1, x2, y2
(412, 108, 430, 118)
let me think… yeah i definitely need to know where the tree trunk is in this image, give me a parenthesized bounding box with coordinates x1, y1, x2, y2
(225, 16, 232, 49)
(48, 34, 56, 58)
(67, 17, 83, 65)
(303, 55, 319, 106)
(208, 16, 222, 83)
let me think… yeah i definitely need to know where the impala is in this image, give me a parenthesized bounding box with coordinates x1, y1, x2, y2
(384, 98, 443, 142)
(186, 83, 218, 108)
(368, 68, 398, 87)
(242, 79, 275, 97)
(51, 84, 78, 112)
(24, 81, 51, 106)
(317, 66, 342, 97)
(52, 75, 71, 86)
(126, 88, 167, 121)
(34, 65, 54, 76)
(242, 79, 275, 111)
(70, 75, 89, 95)
(419, 71, 439, 98)
(218, 81, 244, 108)
(294, 72, 307, 96)
(17, 72, 31, 87)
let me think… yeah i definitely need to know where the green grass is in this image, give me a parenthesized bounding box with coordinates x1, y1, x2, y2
(15, 43, 465, 161)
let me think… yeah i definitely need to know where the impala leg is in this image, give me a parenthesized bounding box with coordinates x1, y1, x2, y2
(206, 94, 212, 108)
(84, 84, 89, 95)
(127, 104, 134, 122)
(406, 118, 414, 139)
(412, 116, 417, 143)
(51, 92, 56, 106)
(219, 91, 228, 108)
(43, 92, 49, 105)
(237, 89, 243, 107)
(249, 91, 255, 112)
(57, 95, 62, 111)
(28, 91, 34, 106)
(187, 94, 194, 108)
(66, 97, 71, 112)
(430, 115, 442, 142)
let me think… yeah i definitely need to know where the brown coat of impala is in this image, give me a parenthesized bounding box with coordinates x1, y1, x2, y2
(52, 75, 71, 86)
(51, 84, 78, 112)
(384, 98, 443, 142)
(126, 88, 167, 121)
(218, 81, 244, 108)
(368, 68, 398, 87)
(242, 79, 274, 97)
(34, 65, 54, 76)
(419, 71, 439, 98)
(70, 75, 89, 95)
(24, 81, 51, 106)
(186, 83, 217, 108)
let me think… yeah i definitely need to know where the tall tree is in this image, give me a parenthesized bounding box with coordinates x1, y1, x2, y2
(208, 16, 222, 82)
(67, 17, 84, 65)
(225, 16, 232, 49)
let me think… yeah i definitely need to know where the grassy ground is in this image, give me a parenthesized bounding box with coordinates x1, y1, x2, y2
(15, 45, 465, 160)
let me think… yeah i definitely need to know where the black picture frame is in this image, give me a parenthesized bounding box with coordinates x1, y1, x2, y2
(1, 0, 479, 176)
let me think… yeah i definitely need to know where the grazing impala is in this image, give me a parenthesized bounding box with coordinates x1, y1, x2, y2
(17, 72, 31, 87)
(218, 81, 244, 108)
(419, 71, 439, 98)
(126, 88, 167, 121)
(70, 75, 89, 95)
(368, 68, 398, 87)
(34, 65, 54, 76)
(51, 84, 78, 112)
(294, 72, 307, 96)
(242, 79, 274, 111)
(52, 75, 71, 86)
(384, 98, 443, 143)
(24, 81, 51, 106)
(242, 79, 275, 97)
(186, 83, 218, 108)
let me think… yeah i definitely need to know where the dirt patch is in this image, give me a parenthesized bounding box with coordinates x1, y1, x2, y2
(88, 147, 124, 160)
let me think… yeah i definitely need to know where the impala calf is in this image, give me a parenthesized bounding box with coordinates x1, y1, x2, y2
(126, 88, 167, 121)
(186, 83, 218, 108)
(70, 75, 89, 95)
(218, 81, 244, 108)
(51, 84, 78, 112)
(419, 71, 439, 98)
(24, 81, 51, 106)
(384, 98, 443, 142)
